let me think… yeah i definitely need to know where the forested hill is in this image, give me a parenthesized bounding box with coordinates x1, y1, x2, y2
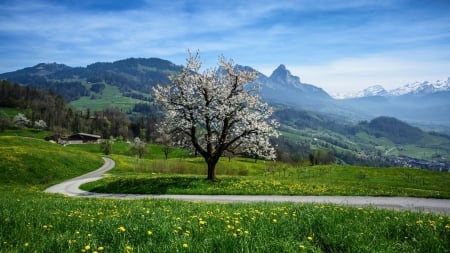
(356, 116, 424, 144)
(0, 58, 182, 101)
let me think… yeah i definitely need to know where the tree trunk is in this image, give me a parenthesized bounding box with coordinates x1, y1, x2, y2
(206, 159, 218, 181)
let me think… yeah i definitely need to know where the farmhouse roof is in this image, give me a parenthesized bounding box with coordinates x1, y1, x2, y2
(69, 133, 101, 139)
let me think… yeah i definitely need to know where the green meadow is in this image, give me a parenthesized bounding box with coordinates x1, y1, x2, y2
(1, 134, 450, 252)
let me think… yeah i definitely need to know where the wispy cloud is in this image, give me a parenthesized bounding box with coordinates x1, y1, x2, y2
(0, 0, 449, 94)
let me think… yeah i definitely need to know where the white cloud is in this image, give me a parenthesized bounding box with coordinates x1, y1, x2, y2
(285, 53, 450, 95)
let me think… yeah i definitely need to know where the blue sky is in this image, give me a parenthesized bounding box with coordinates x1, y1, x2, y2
(1, 0, 449, 95)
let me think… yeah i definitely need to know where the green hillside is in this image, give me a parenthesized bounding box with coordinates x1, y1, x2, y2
(0, 136, 102, 187)
(70, 84, 146, 111)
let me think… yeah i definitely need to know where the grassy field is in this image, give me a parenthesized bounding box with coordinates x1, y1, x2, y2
(1, 134, 450, 252)
(82, 161, 450, 198)
(2, 191, 449, 253)
(62, 140, 450, 198)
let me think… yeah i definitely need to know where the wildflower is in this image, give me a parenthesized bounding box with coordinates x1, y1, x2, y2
(118, 226, 126, 233)
(97, 246, 104, 251)
(416, 220, 423, 225)
(85, 245, 91, 251)
(307, 236, 313, 241)
(182, 243, 188, 248)
(24, 242, 29, 247)
(125, 245, 133, 252)
(272, 219, 277, 223)
(299, 244, 305, 250)
(199, 220, 207, 225)
(147, 230, 153, 236)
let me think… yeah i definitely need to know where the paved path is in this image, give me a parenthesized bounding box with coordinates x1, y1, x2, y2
(45, 157, 450, 215)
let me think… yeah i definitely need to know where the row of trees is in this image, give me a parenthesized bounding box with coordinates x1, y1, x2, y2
(0, 80, 155, 139)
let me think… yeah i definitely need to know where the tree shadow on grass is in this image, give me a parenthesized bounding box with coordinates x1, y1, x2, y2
(91, 176, 205, 194)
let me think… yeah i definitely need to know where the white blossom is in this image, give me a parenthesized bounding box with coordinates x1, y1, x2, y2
(153, 51, 279, 179)
(13, 113, 30, 128)
(34, 119, 47, 129)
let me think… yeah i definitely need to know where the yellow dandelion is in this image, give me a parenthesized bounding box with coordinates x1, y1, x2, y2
(118, 226, 126, 233)
(299, 244, 305, 250)
(182, 243, 188, 248)
(97, 246, 104, 251)
(147, 230, 153, 236)
(24, 242, 29, 247)
(307, 236, 313, 241)
(85, 245, 91, 251)
(272, 219, 277, 223)
(125, 245, 133, 252)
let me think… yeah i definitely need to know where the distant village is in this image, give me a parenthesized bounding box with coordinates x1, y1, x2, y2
(390, 156, 450, 172)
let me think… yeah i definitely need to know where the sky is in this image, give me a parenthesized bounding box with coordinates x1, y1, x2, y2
(1, 0, 449, 96)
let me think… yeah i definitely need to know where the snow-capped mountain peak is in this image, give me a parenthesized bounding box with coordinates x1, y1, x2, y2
(390, 78, 450, 96)
(360, 85, 388, 97)
(338, 77, 450, 99)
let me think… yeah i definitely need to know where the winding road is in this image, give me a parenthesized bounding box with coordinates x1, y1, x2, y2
(45, 157, 450, 215)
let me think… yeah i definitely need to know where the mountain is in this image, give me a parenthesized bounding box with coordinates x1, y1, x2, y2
(1, 58, 449, 127)
(390, 78, 450, 96)
(343, 78, 450, 98)
(0, 58, 182, 101)
(257, 64, 333, 108)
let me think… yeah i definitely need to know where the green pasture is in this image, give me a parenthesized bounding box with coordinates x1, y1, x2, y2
(70, 85, 144, 111)
(1, 133, 450, 252)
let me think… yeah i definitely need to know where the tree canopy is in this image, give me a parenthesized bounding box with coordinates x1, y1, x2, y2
(153, 52, 278, 180)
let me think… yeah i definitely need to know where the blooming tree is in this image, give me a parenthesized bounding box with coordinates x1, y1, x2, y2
(130, 137, 147, 159)
(13, 113, 30, 129)
(34, 119, 47, 130)
(153, 52, 278, 180)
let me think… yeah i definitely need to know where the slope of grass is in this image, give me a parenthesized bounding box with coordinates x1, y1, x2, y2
(0, 136, 103, 188)
(70, 84, 144, 111)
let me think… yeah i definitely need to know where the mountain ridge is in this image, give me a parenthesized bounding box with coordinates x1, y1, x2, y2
(338, 78, 450, 99)
(1, 58, 449, 126)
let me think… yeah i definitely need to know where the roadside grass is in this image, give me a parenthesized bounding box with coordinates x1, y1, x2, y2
(1, 191, 449, 253)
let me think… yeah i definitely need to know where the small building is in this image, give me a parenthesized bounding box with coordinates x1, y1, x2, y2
(67, 133, 101, 144)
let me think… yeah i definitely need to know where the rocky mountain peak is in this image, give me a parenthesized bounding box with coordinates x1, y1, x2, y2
(269, 64, 302, 88)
